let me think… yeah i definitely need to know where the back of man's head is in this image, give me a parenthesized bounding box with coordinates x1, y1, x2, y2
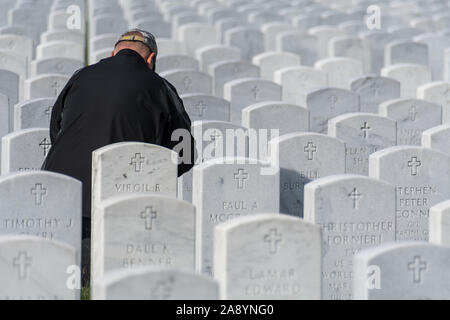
(114, 31, 151, 57)
(112, 29, 158, 70)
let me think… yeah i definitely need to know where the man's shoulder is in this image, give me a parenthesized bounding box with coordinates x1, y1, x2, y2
(159, 76, 178, 94)
(144, 71, 180, 97)
(68, 59, 177, 97)
(67, 62, 99, 81)
(147, 69, 169, 86)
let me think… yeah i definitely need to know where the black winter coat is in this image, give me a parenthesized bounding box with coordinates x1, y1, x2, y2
(42, 49, 195, 218)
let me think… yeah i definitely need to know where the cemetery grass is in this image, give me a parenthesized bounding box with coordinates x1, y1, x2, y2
(81, 287, 91, 300)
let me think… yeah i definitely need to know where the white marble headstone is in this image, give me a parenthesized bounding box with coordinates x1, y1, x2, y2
(379, 98, 442, 146)
(369, 146, 450, 241)
(0, 236, 79, 300)
(92, 142, 178, 208)
(196, 44, 241, 72)
(328, 113, 397, 175)
(429, 200, 450, 247)
(92, 194, 196, 286)
(353, 242, 450, 300)
(223, 78, 281, 125)
(417, 82, 450, 124)
(224, 26, 264, 62)
(1, 128, 51, 175)
(252, 52, 300, 82)
(381, 64, 431, 99)
(299, 87, 360, 134)
(157, 55, 199, 73)
(350, 76, 400, 113)
(214, 214, 321, 300)
(269, 133, 346, 218)
(276, 31, 317, 66)
(178, 23, 218, 56)
(315, 57, 363, 90)
(30, 57, 84, 77)
(193, 158, 280, 276)
(209, 60, 260, 97)
(304, 174, 396, 300)
(14, 98, 56, 131)
(178, 120, 249, 202)
(274, 66, 327, 105)
(24, 74, 69, 100)
(0, 171, 82, 256)
(422, 124, 450, 156)
(93, 267, 219, 300)
(160, 69, 212, 95)
(181, 94, 230, 122)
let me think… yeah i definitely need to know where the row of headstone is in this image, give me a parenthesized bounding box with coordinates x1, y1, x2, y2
(88, 0, 126, 63)
(3, 75, 445, 180)
(82, 139, 450, 299)
(2, 0, 450, 300)
(2, 121, 449, 238)
(109, 0, 450, 82)
(2, 199, 450, 300)
(0, 0, 85, 168)
(3, 72, 446, 165)
(0, 0, 85, 92)
(0, 0, 98, 300)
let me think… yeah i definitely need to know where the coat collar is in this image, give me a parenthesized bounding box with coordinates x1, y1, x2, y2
(114, 49, 148, 66)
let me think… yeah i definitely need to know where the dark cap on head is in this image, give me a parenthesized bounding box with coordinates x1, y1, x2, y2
(115, 29, 158, 56)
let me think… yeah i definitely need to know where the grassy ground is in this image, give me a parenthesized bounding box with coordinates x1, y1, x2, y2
(81, 287, 91, 300)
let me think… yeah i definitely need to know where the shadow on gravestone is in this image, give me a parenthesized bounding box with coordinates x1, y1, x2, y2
(92, 266, 219, 300)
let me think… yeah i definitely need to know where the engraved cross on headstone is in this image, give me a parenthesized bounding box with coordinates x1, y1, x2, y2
(45, 106, 53, 121)
(298, 73, 309, 84)
(194, 101, 207, 117)
(13, 251, 32, 280)
(408, 157, 421, 176)
(348, 188, 362, 209)
(31, 183, 47, 206)
(234, 169, 248, 189)
(130, 153, 145, 172)
(39, 138, 51, 156)
(210, 130, 222, 149)
(370, 81, 380, 96)
(55, 62, 64, 72)
(140, 206, 157, 230)
(361, 122, 371, 139)
(407, 256, 427, 283)
(329, 95, 338, 109)
(183, 77, 192, 90)
(251, 86, 260, 100)
(264, 228, 282, 254)
(409, 106, 417, 121)
(151, 280, 172, 300)
(304, 142, 317, 160)
(51, 81, 60, 96)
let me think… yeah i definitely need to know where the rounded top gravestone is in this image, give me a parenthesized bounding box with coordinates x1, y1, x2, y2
(93, 266, 219, 300)
(0, 235, 79, 300)
(214, 213, 322, 300)
(353, 242, 450, 300)
(92, 142, 178, 205)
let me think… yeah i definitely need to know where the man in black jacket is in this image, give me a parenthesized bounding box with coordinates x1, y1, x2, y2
(42, 29, 196, 284)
